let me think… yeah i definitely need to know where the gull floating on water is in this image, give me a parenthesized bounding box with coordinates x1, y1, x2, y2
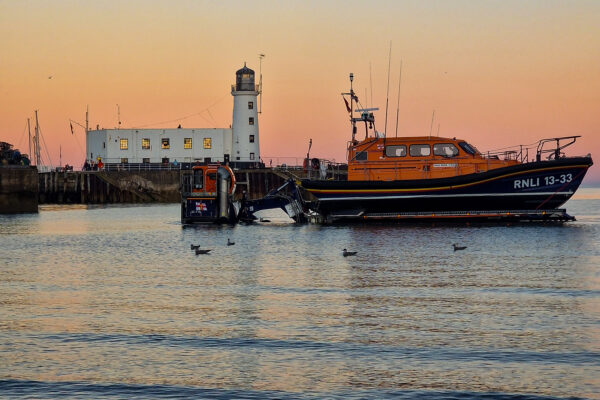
(195, 248, 211, 255)
(227, 238, 235, 246)
(191, 244, 200, 250)
(453, 244, 467, 251)
(342, 249, 357, 257)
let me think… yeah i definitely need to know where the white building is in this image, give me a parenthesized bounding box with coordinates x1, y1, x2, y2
(86, 64, 261, 168)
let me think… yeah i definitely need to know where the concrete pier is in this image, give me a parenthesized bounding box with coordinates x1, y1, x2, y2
(0, 166, 39, 213)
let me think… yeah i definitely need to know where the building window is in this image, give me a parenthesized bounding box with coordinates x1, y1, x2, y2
(103, 142, 106, 148)
(248, 101, 254, 109)
(142, 138, 150, 150)
(249, 117, 254, 125)
(121, 158, 128, 163)
(236, 156, 240, 160)
(161, 138, 170, 149)
(184, 138, 192, 149)
(203, 138, 212, 149)
(249, 135, 255, 143)
(162, 157, 169, 164)
(385, 145, 407, 157)
(409, 144, 431, 157)
(120, 138, 128, 150)
(250, 152, 255, 160)
(142, 158, 150, 164)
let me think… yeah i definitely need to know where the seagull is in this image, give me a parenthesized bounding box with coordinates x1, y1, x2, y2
(453, 244, 467, 251)
(191, 244, 200, 250)
(227, 238, 235, 246)
(342, 248, 357, 257)
(195, 248, 211, 255)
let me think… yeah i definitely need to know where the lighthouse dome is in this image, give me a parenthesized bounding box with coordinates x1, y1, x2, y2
(235, 63, 255, 91)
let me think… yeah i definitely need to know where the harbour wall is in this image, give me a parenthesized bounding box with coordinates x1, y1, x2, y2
(0, 166, 39, 213)
(37, 169, 294, 204)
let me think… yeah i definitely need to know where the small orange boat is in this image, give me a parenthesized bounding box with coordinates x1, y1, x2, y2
(301, 73, 593, 222)
(180, 164, 237, 223)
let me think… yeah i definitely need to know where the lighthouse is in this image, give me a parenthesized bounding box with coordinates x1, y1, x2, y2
(231, 63, 260, 167)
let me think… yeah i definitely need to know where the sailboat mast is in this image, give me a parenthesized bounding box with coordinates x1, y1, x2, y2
(34, 110, 41, 166)
(27, 118, 32, 161)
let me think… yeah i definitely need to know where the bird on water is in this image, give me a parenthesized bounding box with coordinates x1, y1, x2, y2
(453, 244, 467, 251)
(227, 238, 235, 246)
(195, 248, 211, 255)
(342, 249, 357, 257)
(191, 244, 200, 250)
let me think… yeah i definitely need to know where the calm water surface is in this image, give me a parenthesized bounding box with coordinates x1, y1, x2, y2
(1, 189, 599, 399)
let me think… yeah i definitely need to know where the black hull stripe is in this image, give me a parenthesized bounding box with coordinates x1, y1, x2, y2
(317, 191, 574, 201)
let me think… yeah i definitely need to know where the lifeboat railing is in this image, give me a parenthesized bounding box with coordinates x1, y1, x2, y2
(482, 136, 582, 163)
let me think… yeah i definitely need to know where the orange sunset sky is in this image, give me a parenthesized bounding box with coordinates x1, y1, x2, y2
(1, 1, 599, 183)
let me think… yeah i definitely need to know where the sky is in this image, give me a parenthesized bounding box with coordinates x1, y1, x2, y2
(1, 0, 599, 183)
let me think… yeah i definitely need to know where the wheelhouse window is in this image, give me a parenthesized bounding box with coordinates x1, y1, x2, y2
(142, 138, 150, 150)
(355, 151, 368, 161)
(184, 138, 192, 149)
(385, 145, 407, 157)
(458, 141, 477, 155)
(120, 138, 128, 150)
(161, 138, 170, 149)
(249, 135, 255, 143)
(203, 138, 212, 149)
(248, 101, 254, 109)
(409, 144, 431, 157)
(249, 117, 254, 125)
(193, 168, 203, 189)
(433, 143, 459, 157)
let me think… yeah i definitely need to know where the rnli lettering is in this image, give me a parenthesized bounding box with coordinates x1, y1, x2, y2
(514, 174, 573, 189)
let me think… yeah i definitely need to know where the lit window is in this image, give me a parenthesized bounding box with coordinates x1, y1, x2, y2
(250, 152, 255, 160)
(203, 138, 212, 149)
(161, 138, 170, 149)
(184, 138, 192, 149)
(120, 139, 128, 150)
(248, 101, 254, 109)
(409, 144, 431, 157)
(249, 135, 255, 143)
(249, 117, 254, 125)
(142, 138, 150, 150)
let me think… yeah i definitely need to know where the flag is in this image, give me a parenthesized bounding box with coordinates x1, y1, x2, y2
(343, 97, 351, 113)
(70, 122, 74, 135)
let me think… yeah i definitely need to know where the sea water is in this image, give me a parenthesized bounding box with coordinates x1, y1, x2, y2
(1, 189, 599, 399)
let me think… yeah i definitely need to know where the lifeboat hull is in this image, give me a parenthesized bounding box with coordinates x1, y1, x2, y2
(301, 157, 592, 217)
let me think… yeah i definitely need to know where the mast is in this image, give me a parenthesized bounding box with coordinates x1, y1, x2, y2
(350, 73, 355, 142)
(85, 105, 89, 134)
(258, 54, 265, 114)
(27, 118, 32, 161)
(34, 110, 41, 166)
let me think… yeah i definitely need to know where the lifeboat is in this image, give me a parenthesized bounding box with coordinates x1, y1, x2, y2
(300, 74, 593, 222)
(181, 164, 237, 224)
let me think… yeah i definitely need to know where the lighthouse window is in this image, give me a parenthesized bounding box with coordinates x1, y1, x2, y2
(433, 143, 459, 157)
(184, 138, 192, 149)
(142, 138, 150, 150)
(409, 144, 431, 157)
(385, 145, 407, 157)
(161, 138, 170, 149)
(249, 135, 255, 143)
(203, 138, 212, 149)
(249, 117, 254, 125)
(120, 139, 128, 150)
(248, 101, 254, 110)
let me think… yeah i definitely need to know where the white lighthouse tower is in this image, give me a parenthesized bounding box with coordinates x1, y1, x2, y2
(231, 63, 260, 167)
